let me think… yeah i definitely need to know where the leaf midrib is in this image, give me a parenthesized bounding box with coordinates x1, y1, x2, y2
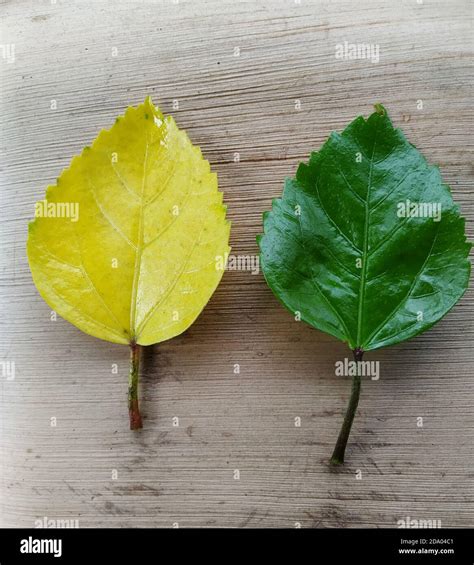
(356, 123, 379, 348)
(129, 133, 149, 341)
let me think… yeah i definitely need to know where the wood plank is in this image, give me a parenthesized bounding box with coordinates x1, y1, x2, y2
(1, 0, 472, 528)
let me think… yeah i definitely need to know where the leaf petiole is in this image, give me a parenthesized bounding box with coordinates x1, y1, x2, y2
(129, 343, 143, 430)
(330, 348, 363, 465)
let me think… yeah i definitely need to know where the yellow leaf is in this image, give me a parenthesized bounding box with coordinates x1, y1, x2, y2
(27, 97, 230, 347)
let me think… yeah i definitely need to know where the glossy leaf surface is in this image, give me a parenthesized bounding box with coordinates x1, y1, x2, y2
(28, 98, 230, 346)
(258, 105, 471, 351)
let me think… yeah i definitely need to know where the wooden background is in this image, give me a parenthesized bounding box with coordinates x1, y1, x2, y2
(1, 0, 473, 528)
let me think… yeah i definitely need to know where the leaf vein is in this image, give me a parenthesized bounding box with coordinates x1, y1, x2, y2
(363, 225, 440, 347)
(312, 182, 362, 254)
(136, 225, 206, 338)
(296, 212, 351, 340)
(86, 174, 137, 250)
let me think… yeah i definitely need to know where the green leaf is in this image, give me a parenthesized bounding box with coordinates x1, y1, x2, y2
(27, 97, 230, 428)
(258, 105, 471, 352)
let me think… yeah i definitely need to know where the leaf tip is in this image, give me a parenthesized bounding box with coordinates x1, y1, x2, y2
(27, 218, 37, 235)
(373, 103, 386, 116)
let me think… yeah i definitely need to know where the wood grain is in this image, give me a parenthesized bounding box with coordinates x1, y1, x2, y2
(1, 0, 473, 528)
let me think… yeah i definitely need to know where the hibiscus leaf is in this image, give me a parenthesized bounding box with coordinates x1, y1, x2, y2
(27, 97, 230, 429)
(258, 104, 471, 464)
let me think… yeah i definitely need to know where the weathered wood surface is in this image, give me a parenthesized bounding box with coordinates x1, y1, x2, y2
(1, 0, 473, 528)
